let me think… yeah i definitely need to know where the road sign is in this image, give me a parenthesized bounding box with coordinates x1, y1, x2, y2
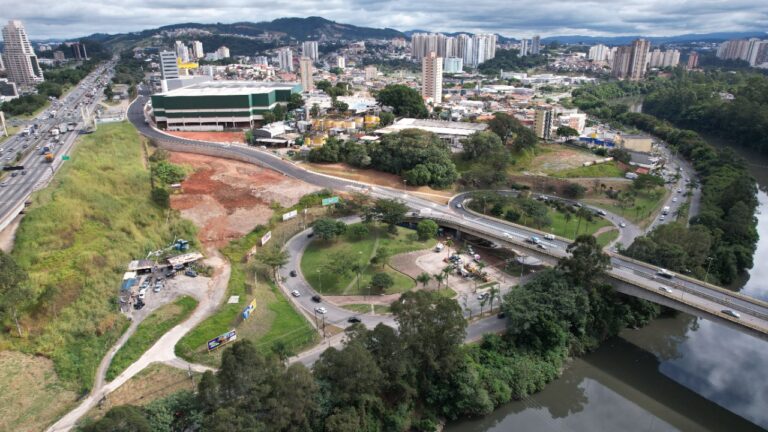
(322, 196, 340, 206)
(282, 209, 298, 221)
(207, 329, 237, 351)
(62, 155, 70, 160)
(261, 230, 272, 246)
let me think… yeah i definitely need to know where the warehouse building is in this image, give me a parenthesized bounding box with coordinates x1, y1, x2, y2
(150, 81, 301, 131)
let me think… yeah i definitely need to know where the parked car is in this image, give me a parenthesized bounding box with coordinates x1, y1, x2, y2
(133, 300, 145, 310)
(307, 233, 314, 238)
(347, 317, 361, 323)
(597, 210, 607, 216)
(497, 312, 506, 319)
(185, 269, 198, 277)
(477, 292, 489, 300)
(311, 295, 322, 303)
(291, 290, 301, 297)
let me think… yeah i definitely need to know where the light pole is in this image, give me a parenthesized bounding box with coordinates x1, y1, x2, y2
(704, 256, 714, 283)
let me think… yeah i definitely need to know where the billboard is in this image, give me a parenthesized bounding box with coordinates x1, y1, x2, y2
(242, 299, 257, 320)
(261, 231, 272, 246)
(282, 209, 298, 221)
(322, 196, 340, 206)
(207, 329, 237, 351)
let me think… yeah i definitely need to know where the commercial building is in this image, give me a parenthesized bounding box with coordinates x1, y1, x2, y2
(150, 81, 301, 131)
(376, 118, 488, 151)
(302, 41, 319, 61)
(534, 108, 553, 140)
(299, 57, 314, 92)
(159, 51, 180, 80)
(443, 57, 463, 73)
(421, 52, 443, 103)
(278, 48, 293, 72)
(531, 35, 541, 55)
(1, 20, 44, 86)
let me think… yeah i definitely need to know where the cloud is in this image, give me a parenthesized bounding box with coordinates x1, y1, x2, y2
(0, 0, 766, 39)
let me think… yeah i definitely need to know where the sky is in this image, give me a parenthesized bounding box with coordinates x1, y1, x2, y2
(1, 0, 767, 40)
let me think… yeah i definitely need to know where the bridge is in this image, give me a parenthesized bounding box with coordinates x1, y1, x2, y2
(126, 94, 768, 341)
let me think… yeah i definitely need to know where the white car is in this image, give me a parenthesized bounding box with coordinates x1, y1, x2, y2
(658, 286, 673, 293)
(544, 234, 555, 240)
(503, 232, 512, 238)
(314, 307, 327, 314)
(672, 198, 678, 203)
(619, 222, 627, 228)
(538, 244, 548, 250)
(291, 290, 301, 297)
(721, 309, 741, 319)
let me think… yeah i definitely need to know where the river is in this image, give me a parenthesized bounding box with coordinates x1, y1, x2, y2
(448, 134, 768, 431)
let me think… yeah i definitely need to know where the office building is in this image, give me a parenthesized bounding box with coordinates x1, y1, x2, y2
(278, 48, 293, 72)
(686, 51, 699, 69)
(364, 65, 377, 80)
(216, 46, 230, 59)
(336, 56, 345, 69)
(421, 52, 443, 103)
(151, 81, 301, 130)
(443, 57, 463, 73)
(1, 20, 44, 86)
(588, 44, 609, 62)
(70, 42, 87, 60)
(531, 35, 541, 55)
(192, 41, 204, 59)
(159, 51, 180, 80)
(534, 108, 553, 140)
(302, 41, 319, 61)
(299, 57, 314, 92)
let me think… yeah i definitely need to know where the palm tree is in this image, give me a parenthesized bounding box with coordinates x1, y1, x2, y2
(416, 272, 431, 288)
(433, 272, 446, 290)
(487, 284, 500, 312)
(564, 211, 573, 234)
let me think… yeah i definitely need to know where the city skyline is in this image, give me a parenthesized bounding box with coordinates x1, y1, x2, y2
(1, 0, 767, 39)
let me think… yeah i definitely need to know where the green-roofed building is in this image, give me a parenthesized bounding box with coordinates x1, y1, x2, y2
(150, 81, 301, 130)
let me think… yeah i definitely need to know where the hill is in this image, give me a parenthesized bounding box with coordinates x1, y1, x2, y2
(542, 31, 768, 46)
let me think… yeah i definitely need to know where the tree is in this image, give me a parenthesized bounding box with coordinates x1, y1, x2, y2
(416, 219, 439, 240)
(312, 218, 347, 241)
(314, 342, 384, 419)
(346, 223, 369, 241)
(287, 93, 305, 111)
(371, 272, 394, 293)
(556, 126, 579, 140)
(150, 187, 170, 208)
(103, 83, 114, 100)
(562, 183, 587, 199)
(633, 174, 665, 190)
(433, 272, 447, 290)
(370, 246, 392, 268)
(262, 111, 277, 124)
(316, 80, 333, 93)
(608, 147, 631, 164)
(310, 103, 320, 117)
(273, 104, 287, 121)
(557, 235, 610, 288)
(81, 405, 151, 432)
(487, 112, 537, 150)
(416, 272, 432, 288)
(364, 198, 408, 229)
(0, 250, 30, 337)
(379, 111, 395, 126)
(332, 99, 349, 113)
(462, 131, 506, 161)
(375, 84, 428, 118)
(256, 246, 290, 281)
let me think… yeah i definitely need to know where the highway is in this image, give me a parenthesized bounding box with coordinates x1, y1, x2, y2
(125, 92, 768, 338)
(0, 60, 116, 230)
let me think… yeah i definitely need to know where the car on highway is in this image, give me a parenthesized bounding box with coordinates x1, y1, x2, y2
(290, 270, 298, 277)
(658, 286, 673, 293)
(503, 232, 512, 238)
(311, 295, 322, 303)
(721, 309, 741, 319)
(314, 307, 327, 314)
(291, 290, 301, 297)
(347, 317, 361, 324)
(10, 172, 17, 177)
(455, 203, 463, 209)
(656, 268, 674, 279)
(619, 222, 626, 228)
(544, 234, 555, 240)
(0, 182, 7, 188)
(597, 209, 607, 216)
(672, 197, 678, 202)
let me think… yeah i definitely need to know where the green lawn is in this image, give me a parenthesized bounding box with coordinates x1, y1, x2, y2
(596, 229, 620, 248)
(342, 304, 392, 314)
(7, 121, 197, 393)
(551, 162, 625, 178)
(514, 207, 613, 240)
(301, 224, 433, 295)
(176, 222, 318, 366)
(584, 187, 668, 226)
(106, 296, 198, 381)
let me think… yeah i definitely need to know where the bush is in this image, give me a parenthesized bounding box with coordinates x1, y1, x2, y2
(416, 219, 439, 240)
(151, 187, 170, 208)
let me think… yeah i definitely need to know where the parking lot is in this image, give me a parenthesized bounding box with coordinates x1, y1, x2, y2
(121, 267, 210, 321)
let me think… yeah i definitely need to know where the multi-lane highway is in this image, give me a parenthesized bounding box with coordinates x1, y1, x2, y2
(127, 92, 768, 339)
(0, 60, 116, 230)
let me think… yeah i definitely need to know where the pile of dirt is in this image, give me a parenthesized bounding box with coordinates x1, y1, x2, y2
(169, 152, 320, 246)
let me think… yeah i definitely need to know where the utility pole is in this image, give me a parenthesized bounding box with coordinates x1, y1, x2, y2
(704, 256, 714, 283)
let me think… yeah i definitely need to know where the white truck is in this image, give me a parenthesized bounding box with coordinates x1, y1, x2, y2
(662, 206, 670, 216)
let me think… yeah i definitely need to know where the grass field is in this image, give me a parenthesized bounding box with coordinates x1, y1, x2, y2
(551, 161, 625, 178)
(342, 303, 392, 315)
(513, 207, 613, 240)
(176, 221, 319, 366)
(584, 187, 668, 226)
(301, 224, 432, 296)
(106, 296, 198, 381)
(5, 121, 197, 395)
(596, 229, 620, 248)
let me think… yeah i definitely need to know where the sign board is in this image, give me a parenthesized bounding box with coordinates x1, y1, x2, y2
(62, 155, 70, 161)
(322, 196, 340, 206)
(207, 329, 237, 351)
(242, 299, 257, 320)
(261, 231, 272, 246)
(282, 209, 298, 221)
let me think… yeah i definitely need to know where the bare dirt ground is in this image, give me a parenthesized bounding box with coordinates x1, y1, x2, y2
(166, 131, 246, 144)
(169, 152, 320, 246)
(519, 144, 602, 175)
(304, 162, 452, 204)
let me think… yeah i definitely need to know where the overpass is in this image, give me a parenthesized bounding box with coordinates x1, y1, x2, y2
(127, 94, 768, 341)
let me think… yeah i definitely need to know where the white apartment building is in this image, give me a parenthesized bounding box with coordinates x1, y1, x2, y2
(302, 41, 319, 61)
(278, 48, 293, 72)
(1, 20, 43, 86)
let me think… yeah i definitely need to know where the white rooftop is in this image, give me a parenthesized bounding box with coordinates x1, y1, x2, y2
(159, 80, 298, 97)
(377, 118, 488, 137)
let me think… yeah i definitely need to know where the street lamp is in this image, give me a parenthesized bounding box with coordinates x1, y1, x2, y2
(704, 256, 714, 283)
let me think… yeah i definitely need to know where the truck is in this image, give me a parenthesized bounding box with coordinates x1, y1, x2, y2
(67, 122, 77, 131)
(662, 206, 670, 215)
(51, 128, 59, 138)
(59, 123, 68, 134)
(43, 152, 54, 163)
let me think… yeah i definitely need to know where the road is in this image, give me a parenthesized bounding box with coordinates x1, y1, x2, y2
(0, 59, 117, 230)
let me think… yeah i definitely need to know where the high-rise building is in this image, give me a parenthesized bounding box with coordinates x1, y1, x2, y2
(648, 48, 680, 68)
(421, 52, 443, 103)
(588, 44, 609, 62)
(412, 33, 495, 66)
(534, 108, 553, 140)
(192, 41, 204, 59)
(299, 57, 314, 92)
(519, 39, 529, 56)
(443, 57, 464, 74)
(686, 51, 699, 69)
(159, 51, 180, 80)
(216, 46, 230, 59)
(457, 34, 473, 65)
(278, 48, 293, 72)
(628, 39, 650, 81)
(1, 20, 44, 86)
(174, 40, 190, 63)
(745, 39, 768, 66)
(53, 51, 65, 62)
(611, 46, 633, 79)
(336, 56, 345, 69)
(531, 35, 541, 55)
(70, 42, 87, 60)
(254, 56, 269, 66)
(302, 41, 318, 61)
(364, 65, 377, 80)
(717, 39, 751, 61)
(0, 55, 4, 71)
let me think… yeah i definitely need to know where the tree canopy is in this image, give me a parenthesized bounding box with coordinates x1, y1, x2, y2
(375, 84, 428, 118)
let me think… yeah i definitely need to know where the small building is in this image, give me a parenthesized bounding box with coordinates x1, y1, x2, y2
(166, 252, 204, 267)
(617, 134, 653, 153)
(375, 118, 488, 151)
(127, 259, 155, 275)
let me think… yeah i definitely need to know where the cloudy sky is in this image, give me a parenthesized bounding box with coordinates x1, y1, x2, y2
(1, 0, 767, 39)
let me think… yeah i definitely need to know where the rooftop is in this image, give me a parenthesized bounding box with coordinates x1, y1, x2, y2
(159, 80, 298, 97)
(378, 118, 488, 136)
